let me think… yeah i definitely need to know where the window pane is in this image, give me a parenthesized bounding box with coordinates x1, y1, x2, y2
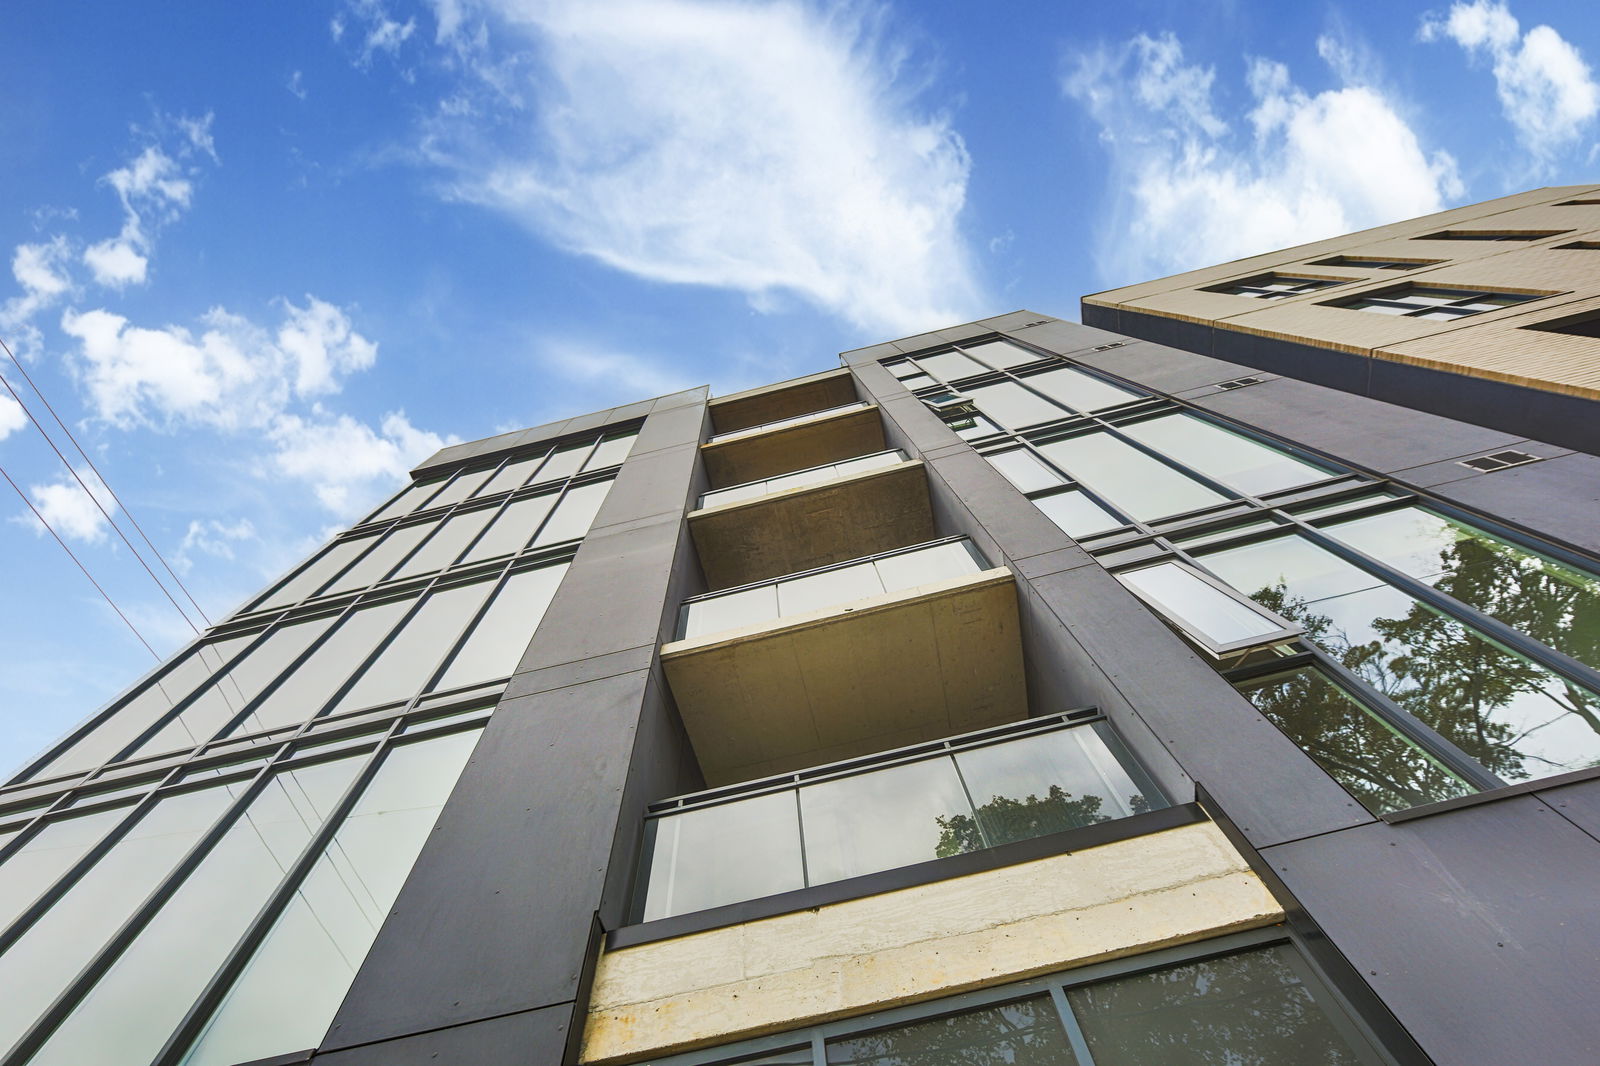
(914, 350, 987, 380)
(533, 439, 593, 483)
(30, 755, 367, 1066)
(799, 758, 973, 884)
(778, 561, 883, 615)
(476, 453, 545, 498)
(233, 598, 413, 734)
(1201, 535, 1600, 782)
(1040, 433, 1226, 521)
(334, 582, 493, 712)
(424, 467, 495, 510)
(389, 506, 500, 579)
(0, 803, 132, 939)
(826, 995, 1078, 1066)
(966, 381, 1064, 428)
(0, 783, 236, 1052)
(1322, 507, 1600, 672)
(583, 430, 638, 471)
(987, 449, 1063, 493)
(875, 541, 983, 592)
(1036, 491, 1122, 537)
(1118, 414, 1329, 496)
(532, 479, 614, 545)
(434, 564, 569, 691)
(178, 730, 482, 1066)
(955, 727, 1156, 846)
(1069, 944, 1379, 1066)
(1238, 668, 1472, 814)
(639, 791, 805, 921)
(461, 493, 558, 563)
(256, 535, 369, 610)
(324, 521, 437, 593)
(364, 477, 444, 523)
(1119, 562, 1284, 647)
(1025, 366, 1139, 412)
(960, 339, 1041, 369)
(682, 584, 779, 640)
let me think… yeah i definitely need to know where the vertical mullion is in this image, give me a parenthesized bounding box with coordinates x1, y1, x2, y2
(809, 1031, 826, 1066)
(793, 787, 810, 889)
(946, 754, 993, 850)
(149, 723, 405, 1066)
(1047, 985, 1098, 1066)
(410, 560, 520, 701)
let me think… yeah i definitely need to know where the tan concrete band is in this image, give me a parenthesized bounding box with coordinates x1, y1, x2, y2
(579, 820, 1283, 1064)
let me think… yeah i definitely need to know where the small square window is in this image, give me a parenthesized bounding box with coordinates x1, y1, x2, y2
(1204, 273, 1349, 300)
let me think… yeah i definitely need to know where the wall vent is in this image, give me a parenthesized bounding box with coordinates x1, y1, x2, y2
(1215, 377, 1263, 390)
(1459, 449, 1540, 472)
(1092, 342, 1127, 352)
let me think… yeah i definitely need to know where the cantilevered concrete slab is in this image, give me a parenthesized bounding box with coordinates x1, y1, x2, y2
(701, 404, 886, 487)
(689, 460, 935, 589)
(661, 568, 1027, 785)
(708, 368, 859, 434)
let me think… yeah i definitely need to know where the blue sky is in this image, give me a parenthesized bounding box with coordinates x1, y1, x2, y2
(2, 0, 1598, 776)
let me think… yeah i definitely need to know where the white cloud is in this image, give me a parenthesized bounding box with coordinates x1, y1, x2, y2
(81, 118, 216, 289)
(1064, 32, 1461, 284)
(268, 411, 448, 512)
(1, 237, 74, 351)
(82, 238, 147, 288)
(16, 469, 115, 544)
(60, 296, 378, 430)
(0, 396, 24, 440)
(407, 0, 981, 336)
(1422, 1, 1598, 160)
(288, 70, 308, 100)
(175, 517, 256, 573)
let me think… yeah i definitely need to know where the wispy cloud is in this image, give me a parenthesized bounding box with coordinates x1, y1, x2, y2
(343, 0, 982, 336)
(268, 410, 448, 512)
(1421, 1, 1598, 164)
(1064, 31, 1461, 284)
(13, 469, 116, 544)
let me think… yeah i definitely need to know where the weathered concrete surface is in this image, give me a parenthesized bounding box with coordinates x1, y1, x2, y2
(710, 369, 859, 434)
(580, 821, 1281, 1063)
(702, 407, 886, 487)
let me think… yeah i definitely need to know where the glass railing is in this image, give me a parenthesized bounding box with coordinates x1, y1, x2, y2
(706, 401, 870, 444)
(634, 714, 1167, 922)
(697, 449, 907, 509)
(675, 537, 988, 641)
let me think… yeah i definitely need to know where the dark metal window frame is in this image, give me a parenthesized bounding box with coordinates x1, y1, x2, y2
(1114, 558, 1304, 657)
(1305, 255, 1445, 270)
(1324, 283, 1545, 319)
(1202, 272, 1354, 299)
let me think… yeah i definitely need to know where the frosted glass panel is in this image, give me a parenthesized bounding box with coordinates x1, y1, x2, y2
(435, 565, 569, 690)
(531, 479, 613, 545)
(461, 493, 558, 563)
(334, 582, 492, 711)
(1040, 433, 1225, 521)
(1119, 414, 1328, 496)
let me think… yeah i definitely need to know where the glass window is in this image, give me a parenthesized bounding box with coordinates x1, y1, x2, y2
(987, 449, 1063, 493)
(389, 506, 500, 579)
(435, 564, 569, 691)
(960, 339, 1041, 369)
(532, 479, 614, 545)
(424, 467, 495, 510)
(639, 791, 805, 922)
(364, 477, 445, 524)
(778, 561, 883, 616)
(29, 755, 367, 1066)
(1321, 507, 1600, 672)
(177, 729, 482, 1066)
(799, 758, 973, 884)
(1238, 667, 1472, 814)
(334, 582, 493, 712)
(826, 996, 1078, 1066)
(460, 492, 559, 564)
(583, 430, 638, 471)
(1025, 367, 1139, 412)
(875, 541, 983, 592)
(1069, 944, 1380, 1065)
(0, 803, 132, 938)
(0, 783, 237, 1053)
(1118, 414, 1329, 497)
(1036, 491, 1123, 538)
(533, 439, 593, 483)
(1040, 433, 1226, 521)
(232, 598, 413, 735)
(1200, 535, 1600, 783)
(477, 452, 547, 498)
(955, 728, 1152, 845)
(324, 521, 436, 593)
(900, 372, 936, 390)
(1119, 562, 1291, 651)
(256, 535, 369, 610)
(914, 350, 987, 381)
(682, 584, 778, 640)
(966, 381, 1064, 428)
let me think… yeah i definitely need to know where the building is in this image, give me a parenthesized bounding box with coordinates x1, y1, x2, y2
(2, 202, 1599, 1066)
(1082, 185, 1600, 456)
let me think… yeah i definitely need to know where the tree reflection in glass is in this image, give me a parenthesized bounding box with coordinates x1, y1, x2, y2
(825, 996, 1079, 1066)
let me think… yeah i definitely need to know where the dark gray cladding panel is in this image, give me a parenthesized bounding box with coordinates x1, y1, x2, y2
(839, 340, 901, 367)
(923, 448, 1087, 565)
(631, 401, 710, 458)
(1003, 319, 1130, 357)
(591, 443, 701, 532)
(1070, 339, 1263, 395)
(314, 1004, 568, 1066)
(1190, 376, 1525, 475)
(1539, 777, 1600, 841)
(1261, 797, 1600, 1066)
(321, 671, 656, 1047)
(1369, 357, 1600, 457)
(1433, 451, 1600, 557)
(1026, 563, 1371, 845)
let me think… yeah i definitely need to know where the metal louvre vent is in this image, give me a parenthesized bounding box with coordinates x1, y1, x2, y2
(1215, 376, 1263, 390)
(1459, 449, 1541, 472)
(1092, 341, 1126, 352)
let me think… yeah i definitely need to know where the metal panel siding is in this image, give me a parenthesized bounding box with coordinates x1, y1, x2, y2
(313, 1004, 569, 1065)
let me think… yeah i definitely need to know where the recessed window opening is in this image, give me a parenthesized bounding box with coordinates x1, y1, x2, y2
(1525, 311, 1600, 338)
(1307, 255, 1443, 270)
(1204, 273, 1349, 299)
(1327, 284, 1540, 320)
(1415, 230, 1566, 241)
(1555, 240, 1600, 250)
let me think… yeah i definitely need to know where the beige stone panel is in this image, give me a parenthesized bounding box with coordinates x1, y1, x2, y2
(662, 570, 1027, 786)
(1122, 279, 1365, 325)
(702, 406, 886, 487)
(1084, 186, 1596, 306)
(1380, 291, 1600, 398)
(709, 368, 858, 434)
(580, 821, 1284, 1064)
(690, 461, 935, 590)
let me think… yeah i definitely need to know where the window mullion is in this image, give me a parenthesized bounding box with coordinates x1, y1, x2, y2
(1047, 984, 1099, 1066)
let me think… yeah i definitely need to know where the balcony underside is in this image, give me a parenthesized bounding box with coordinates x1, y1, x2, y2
(661, 568, 1027, 786)
(689, 461, 934, 589)
(708, 368, 859, 435)
(701, 406, 886, 487)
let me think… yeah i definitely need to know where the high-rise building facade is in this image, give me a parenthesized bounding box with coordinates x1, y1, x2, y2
(3, 200, 1600, 1066)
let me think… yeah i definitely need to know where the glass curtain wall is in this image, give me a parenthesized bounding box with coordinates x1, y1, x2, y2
(884, 341, 1600, 813)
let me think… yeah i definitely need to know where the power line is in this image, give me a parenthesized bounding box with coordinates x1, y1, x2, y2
(0, 341, 206, 635)
(0, 462, 159, 661)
